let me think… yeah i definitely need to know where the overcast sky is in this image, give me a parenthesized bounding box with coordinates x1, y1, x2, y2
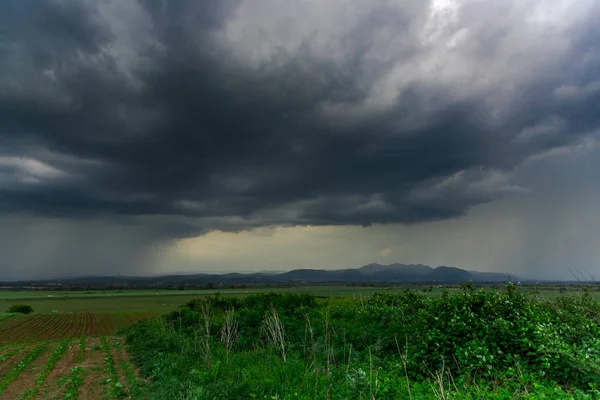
(2, 0, 600, 281)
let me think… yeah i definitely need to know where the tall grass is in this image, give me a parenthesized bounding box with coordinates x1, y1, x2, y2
(262, 305, 287, 363)
(220, 308, 238, 363)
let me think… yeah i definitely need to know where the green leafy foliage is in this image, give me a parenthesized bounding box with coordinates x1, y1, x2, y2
(123, 287, 600, 399)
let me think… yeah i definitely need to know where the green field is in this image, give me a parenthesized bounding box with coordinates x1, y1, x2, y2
(1, 294, 203, 313)
(0, 286, 403, 313)
(1, 285, 596, 314)
(0, 286, 445, 314)
(0, 286, 430, 299)
(0, 313, 17, 322)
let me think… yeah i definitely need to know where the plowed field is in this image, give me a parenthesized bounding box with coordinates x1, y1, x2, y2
(0, 311, 156, 344)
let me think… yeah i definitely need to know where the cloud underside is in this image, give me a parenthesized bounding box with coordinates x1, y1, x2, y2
(1, 0, 600, 238)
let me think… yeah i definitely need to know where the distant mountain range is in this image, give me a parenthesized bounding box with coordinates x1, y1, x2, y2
(265, 263, 516, 283)
(5, 263, 518, 285)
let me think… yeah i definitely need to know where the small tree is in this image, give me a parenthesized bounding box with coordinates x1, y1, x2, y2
(8, 304, 33, 314)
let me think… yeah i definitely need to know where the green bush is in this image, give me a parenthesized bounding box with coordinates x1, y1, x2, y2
(122, 286, 600, 399)
(8, 304, 34, 314)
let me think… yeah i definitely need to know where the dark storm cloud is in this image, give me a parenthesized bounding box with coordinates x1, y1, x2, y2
(1, 0, 600, 237)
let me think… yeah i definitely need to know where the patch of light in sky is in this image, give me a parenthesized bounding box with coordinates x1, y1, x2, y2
(423, 0, 459, 45)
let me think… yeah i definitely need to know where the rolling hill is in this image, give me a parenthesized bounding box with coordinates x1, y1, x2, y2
(4, 263, 516, 286)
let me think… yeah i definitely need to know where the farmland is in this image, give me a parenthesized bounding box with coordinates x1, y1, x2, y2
(3, 284, 599, 314)
(0, 287, 383, 313)
(0, 314, 16, 323)
(0, 310, 154, 399)
(1, 286, 446, 314)
(0, 286, 404, 300)
(0, 311, 157, 343)
(0, 336, 145, 399)
(1, 284, 600, 399)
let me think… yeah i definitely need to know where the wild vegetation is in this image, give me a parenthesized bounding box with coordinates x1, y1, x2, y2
(123, 284, 600, 399)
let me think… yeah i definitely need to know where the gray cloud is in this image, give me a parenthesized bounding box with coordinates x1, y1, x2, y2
(1, 0, 600, 278)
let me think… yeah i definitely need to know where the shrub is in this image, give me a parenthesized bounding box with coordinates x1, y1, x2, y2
(123, 287, 600, 399)
(8, 304, 34, 314)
